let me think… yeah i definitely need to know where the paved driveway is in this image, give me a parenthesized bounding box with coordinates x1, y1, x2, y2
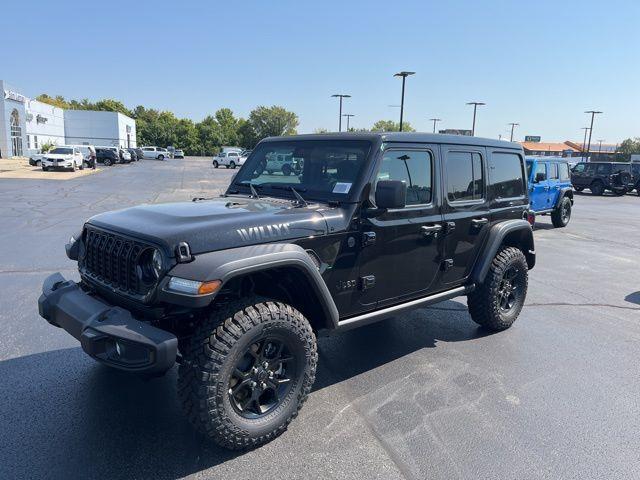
(0, 157, 638, 479)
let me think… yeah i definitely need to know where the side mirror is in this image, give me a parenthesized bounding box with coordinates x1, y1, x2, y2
(375, 180, 406, 209)
(534, 172, 546, 183)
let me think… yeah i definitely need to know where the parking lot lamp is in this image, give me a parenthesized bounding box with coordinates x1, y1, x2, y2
(342, 114, 354, 131)
(429, 118, 441, 133)
(331, 94, 351, 132)
(598, 139, 604, 155)
(584, 110, 602, 162)
(466, 102, 485, 136)
(394, 71, 415, 132)
(508, 122, 519, 142)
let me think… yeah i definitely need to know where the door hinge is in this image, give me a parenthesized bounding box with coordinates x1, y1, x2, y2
(362, 231, 376, 247)
(360, 275, 376, 291)
(441, 259, 454, 271)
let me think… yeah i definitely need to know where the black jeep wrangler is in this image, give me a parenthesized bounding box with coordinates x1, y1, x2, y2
(571, 161, 635, 195)
(38, 133, 535, 449)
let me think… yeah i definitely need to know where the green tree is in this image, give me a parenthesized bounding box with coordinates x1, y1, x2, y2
(174, 118, 200, 155)
(371, 120, 415, 132)
(197, 115, 223, 155)
(617, 138, 640, 155)
(93, 99, 132, 117)
(237, 118, 259, 149)
(248, 105, 298, 141)
(36, 94, 70, 109)
(215, 108, 240, 146)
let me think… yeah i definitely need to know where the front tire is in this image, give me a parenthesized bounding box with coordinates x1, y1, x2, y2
(573, 186, 583, 192)
(178, 299, 317, 450)
(158, 155, 164, 161)
(230, 161, 236, 169)
(213, 161, 219, 168)
(551, 196, 571, 227)
(467, 247, 528, 331)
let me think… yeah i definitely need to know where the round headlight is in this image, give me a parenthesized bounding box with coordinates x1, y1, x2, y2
(152, 249, 163, 277)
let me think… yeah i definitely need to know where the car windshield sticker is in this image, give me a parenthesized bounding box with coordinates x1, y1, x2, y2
(333, 182, 352, 194)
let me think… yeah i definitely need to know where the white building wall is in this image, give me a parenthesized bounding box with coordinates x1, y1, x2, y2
(0, 80, 28, 158)
(64, 110, 136, 148)
(24, 100, 66, 154)
(117, 113, 137, 148)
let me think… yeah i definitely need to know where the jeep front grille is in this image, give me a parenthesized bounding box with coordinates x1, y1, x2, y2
(82, 227, 149, 295)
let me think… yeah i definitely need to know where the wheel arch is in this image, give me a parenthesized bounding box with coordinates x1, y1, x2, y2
(556, 187, 574, 207)
(168, 243, 339, 331)
(472, 220, 535, 284)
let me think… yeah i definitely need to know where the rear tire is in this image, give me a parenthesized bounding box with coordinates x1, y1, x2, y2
(590, 181, 604, 196)
(158, 155, 164, 161)
(573, 186, 584, 192)
(282, 164, 292, 176)
(467, 247, 528, 331)
(230, 161, 236, 169)
(178, 298, 317, 450)
(213, 161, 219, 168)
(551, 196, 571, 227)
(104, 158, 113, 167)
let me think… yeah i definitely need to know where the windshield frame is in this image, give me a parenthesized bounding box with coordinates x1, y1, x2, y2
(227, 138, 376, 204)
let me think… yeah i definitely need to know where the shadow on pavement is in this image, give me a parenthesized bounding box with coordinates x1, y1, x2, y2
(0, 300, 485, 479)
(625, 291, 640, 305)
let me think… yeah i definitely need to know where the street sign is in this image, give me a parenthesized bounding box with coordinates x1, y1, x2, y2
(525, 136, 541, 142)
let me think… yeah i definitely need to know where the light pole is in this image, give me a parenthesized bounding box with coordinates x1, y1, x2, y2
(466, 102, 485, 136)
(508, 122, 519, 142)
(331, 94, 351, 132)
(597, 139, 604, 155)
(584, 110, 602, 162)
(429, 118, 441, 133)
(580, 127, 590, 162)
(394, 71, 415, 132)
(342, 114, 354, 131)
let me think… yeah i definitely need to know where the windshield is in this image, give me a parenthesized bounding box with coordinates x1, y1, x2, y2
(231, 139, 372, 202)
(50, 148, 73, 155)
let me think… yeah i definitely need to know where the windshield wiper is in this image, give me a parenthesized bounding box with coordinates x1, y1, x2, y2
(234, 181, 262, 199)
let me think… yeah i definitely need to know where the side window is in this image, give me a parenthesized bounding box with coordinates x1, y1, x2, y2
(559, 163, 570, 180)
(377, 149, 432, 205)
(534, 163, 547, 181)
(595, 164, 610, 174)
(548, 163, 558, 179)
(229, 152, 238, 157)
(489, 152, 525, 199)
(446, 151, 484, 202)
(573, 163, 585, 173)
(584, 164, 595, 173)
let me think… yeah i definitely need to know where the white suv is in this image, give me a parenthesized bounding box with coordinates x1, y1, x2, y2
(41, 146, 84, 172)
(212, 151, 244, 169)
(140, 146, 170, 160)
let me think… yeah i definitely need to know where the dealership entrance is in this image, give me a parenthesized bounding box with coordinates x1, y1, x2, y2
(10, 109, 23, 156)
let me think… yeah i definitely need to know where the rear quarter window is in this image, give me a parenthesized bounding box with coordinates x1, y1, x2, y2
(489, 152, 525, 199)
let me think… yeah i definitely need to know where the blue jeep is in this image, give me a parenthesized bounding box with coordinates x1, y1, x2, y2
(525, 157, 574, 228)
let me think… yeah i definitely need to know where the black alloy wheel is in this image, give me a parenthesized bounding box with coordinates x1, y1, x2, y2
(228, 336, 296, 418)
(497, 266, 520, 312)
(590, 181, 604, 196)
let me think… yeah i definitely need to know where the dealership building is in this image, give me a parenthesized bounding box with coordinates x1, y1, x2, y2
(0, 80, 136, 159)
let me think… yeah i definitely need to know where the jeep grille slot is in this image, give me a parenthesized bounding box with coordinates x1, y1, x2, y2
(82, 227, 148, 295)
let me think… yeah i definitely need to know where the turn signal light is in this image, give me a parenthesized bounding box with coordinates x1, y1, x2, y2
(198, 280, 221, 295)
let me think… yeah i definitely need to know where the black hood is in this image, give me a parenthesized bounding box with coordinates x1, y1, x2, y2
(87, 197, 329, 256)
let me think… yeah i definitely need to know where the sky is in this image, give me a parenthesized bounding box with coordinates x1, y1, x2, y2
(1, 0, 638, 144)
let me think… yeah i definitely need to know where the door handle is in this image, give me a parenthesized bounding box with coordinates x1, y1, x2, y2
(421, 224, 443, 237)
(543, 186, 550, 191)
(471, 217, 489, 227)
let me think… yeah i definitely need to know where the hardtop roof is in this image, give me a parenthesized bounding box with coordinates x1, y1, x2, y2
(261, 132, 522, 150)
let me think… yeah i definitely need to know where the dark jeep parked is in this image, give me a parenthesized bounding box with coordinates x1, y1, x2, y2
(95, 147, 119, 166)
(38, 133, 535, 449)
(571, 161, 635, 195)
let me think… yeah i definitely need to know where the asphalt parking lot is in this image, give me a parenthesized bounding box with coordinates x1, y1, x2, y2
(1, 157, 639, 480)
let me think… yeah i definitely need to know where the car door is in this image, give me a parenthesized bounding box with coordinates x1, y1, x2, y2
(357, 145, 444, 309)
(439, 146, 492, 285)
(547, 162, 560, 206)
(530, 162, 549, 211)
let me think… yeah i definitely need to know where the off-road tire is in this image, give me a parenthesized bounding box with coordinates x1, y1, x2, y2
(551, 196, 571, 228)
(230, 161, 236, 169)
(467, 246, 528, 331)
(178, 298, 317, 450)
(573, 186, 583, 192)
(282, 164, 292, 176)
(590, 181, 604, 196)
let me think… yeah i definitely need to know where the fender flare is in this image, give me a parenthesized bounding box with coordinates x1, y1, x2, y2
(555, 187, 574, 208)
(472, 220, 535, 285)
(165, 243, 340, 329)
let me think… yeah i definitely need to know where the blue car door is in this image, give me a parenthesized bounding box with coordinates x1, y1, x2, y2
(547, 162, 560, 206)
(529, 161, 549, 211)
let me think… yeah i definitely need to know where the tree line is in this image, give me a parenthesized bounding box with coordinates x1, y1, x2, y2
(36, 94, 417, 155)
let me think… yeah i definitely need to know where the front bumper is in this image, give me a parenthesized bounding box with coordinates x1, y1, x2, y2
(38, 273, 178, 374)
